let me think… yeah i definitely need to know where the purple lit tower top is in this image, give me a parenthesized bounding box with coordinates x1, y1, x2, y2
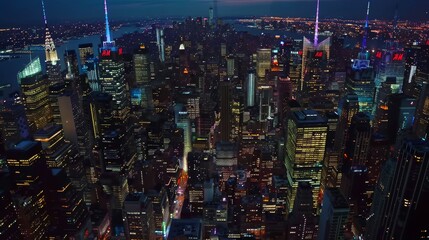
(314, 0, 320, 46)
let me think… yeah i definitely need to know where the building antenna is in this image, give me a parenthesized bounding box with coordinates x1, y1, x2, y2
(393, 1, 399, 38)
(314, 0, 320, 46)
(361, 0, 371, 51)
(41, 0, 48, 26)
(104, 0, 112, 43)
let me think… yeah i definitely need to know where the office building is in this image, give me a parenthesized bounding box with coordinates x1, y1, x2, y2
(285, 110, 327, 212)
(346, 61, 376, 118)
(46, 168, 90, 239)
(18, 58, 53, 131)
(318, 188, 349, 240)
(134, 45, 150, 86)
(78, 43, 94, 66)
(256, 48, 271, 79)
(41, 0, 62, 86)
(6, 140, 50, 239)
(219, 80, 232, 142)
(246, 70, 256, 107)
(343, 112, 371, 167)
(168, 219, 203, 240)
(414, 82, 429, 139)
(123, 192, 156, 240)
(376, 137, 429, 239)
(0, 190, 20, 240)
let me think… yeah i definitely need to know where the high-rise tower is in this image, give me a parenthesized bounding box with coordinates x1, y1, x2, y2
(300, 0, 331, 102)
(99, 0, 129, 123)
(360, 1, 371, 55)
(375, 137, 429, 239)
(98, 0, 135, 175)
(18, 57, 53, 131)
(285, 110, 328, 212)
(41, 0, 62, 85)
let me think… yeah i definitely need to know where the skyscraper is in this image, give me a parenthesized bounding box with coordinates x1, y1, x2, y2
(256, 48, 271, 79)
(0, 190, 20, 240)
(98, 0, 135, 174)
(209, 7, 214, 27)
(299, 0, 331, 102)
(6, 140, 50, 239)
(45, 168, 90, 239)
(123, 192, 156, 240)
(373, 44, 405, 113)
(78, 43, 94, 66)
(376, 137, 429, 239)
(414, 82, 429, 139)
(156, 28, 165, 63)
(346, 61, 375, 118)
(99, 46, 129, 122)
(175, 106, 191, 171)
(18, 58, 53, 131)
(318, 188, 349, 240)
(219, 80, 232, 142)
(285, 110, 327, 212)
(41, 0, 62, 85)
(246, 70, 256, 107)
(134, 44, 150, 86)
(342, 112, 371, 167)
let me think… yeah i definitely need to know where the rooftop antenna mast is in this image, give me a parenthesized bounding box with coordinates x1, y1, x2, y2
(104, 0, 112, 43)
(41, 0, 48, 26)
(361, 0, 371, 51)
(314, 0, 320, 46)
(393, 1, 399, 39)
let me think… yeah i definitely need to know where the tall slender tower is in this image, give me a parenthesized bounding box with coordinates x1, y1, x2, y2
(392, 2, 399, 39)
(314, 0, 320, 46)
(41, 0, 62, 85)
(300, 0, 330, 102)
(103, 0, 114, 48)
(361, 1, 371, 53)
(98, 0, 135, 175)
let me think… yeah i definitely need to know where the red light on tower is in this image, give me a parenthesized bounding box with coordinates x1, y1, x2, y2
(101, 50, 111, 57)
(298, 50, 303, 56)
(392, 53, 404, 61)
(314, 51, 323, 58)
(118, 48, 123, 55)
(375, 51, 382, 59)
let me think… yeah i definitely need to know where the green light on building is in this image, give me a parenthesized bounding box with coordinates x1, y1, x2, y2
(17, 57, 42, 83)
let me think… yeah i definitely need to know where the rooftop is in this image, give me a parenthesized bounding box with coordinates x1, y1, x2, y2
(292, 110, 327, 125)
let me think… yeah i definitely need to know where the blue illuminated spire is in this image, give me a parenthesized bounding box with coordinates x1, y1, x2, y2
(41, 0, 48, 25)
(104, 0, 112, 43)
(361, 0, 371, 51)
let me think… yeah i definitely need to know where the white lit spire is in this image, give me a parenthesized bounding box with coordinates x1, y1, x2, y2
(41, 0, 59, 63)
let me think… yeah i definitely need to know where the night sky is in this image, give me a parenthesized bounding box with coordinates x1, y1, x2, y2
(1, 0, 428, 26)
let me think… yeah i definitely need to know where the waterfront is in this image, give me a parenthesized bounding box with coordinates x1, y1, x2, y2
(0, 25, 145, 97)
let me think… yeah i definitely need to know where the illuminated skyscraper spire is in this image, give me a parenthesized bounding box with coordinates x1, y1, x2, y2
(103, 0, 113, 46)
(41, 0, 59, 63)
(314, 0, 320, 46)
(41, 0, 48, 25)
(361, 0, 371, 51)
(392, 2, 399, 38)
